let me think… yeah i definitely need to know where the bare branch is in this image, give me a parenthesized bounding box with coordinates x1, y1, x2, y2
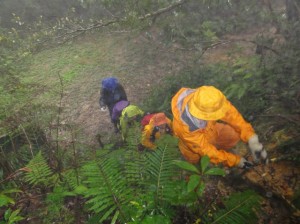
(139, 0, 188, 20)
(55, 0, 188, 42)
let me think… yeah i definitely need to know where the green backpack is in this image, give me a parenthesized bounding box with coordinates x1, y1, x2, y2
(119, 105, 144, 140)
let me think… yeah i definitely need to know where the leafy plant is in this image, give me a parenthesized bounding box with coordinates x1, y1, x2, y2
(173, 155, 225, 196)
(142, 135, 181, 213)
(0, 189, 21, 208)
(210, 190, 262, 224)
(23, 151, 58, 187)
(44, 185, 76, 224)
(80, 135, 184, 223)
(81, 149, 134, 223)
(0, 189, 24, 224)
(0, 208, 24, 224)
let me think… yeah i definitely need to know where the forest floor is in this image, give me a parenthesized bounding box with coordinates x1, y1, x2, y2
(27, 27, 299, 223)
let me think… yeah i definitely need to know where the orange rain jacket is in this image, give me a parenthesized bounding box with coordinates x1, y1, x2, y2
(171, 88, 255, 167)
(141, 117, 172, 150)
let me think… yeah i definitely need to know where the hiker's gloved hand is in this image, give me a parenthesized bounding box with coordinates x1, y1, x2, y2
(248, 134, 268, 163)
(238, 157, 253, 169)
(100, 106, 107, 112)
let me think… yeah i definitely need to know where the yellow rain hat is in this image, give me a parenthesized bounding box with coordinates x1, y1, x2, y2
(188, 86, 230, 120)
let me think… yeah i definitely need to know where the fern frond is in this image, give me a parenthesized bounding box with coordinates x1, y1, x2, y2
(145, 135, 181, 204)
(62, 169, 82, 190)
(24, 151, 57, 187)
(124, 122, 142, 150)
(82, 149, 134, 223)
(121, 148, 147, 189)
(211, 190, 262, 224)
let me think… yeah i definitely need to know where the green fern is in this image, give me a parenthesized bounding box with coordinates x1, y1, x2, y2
(82, 149, 134, 223)
(24, 151, 58, 187)
(121, 122, 149, 189)
(121, 148, 147, 188)
(62, 169, 82, 190)
(81, 136, 183, 223)
(45, 185, 76, 224)
(125, 135, 183, 222)
(144, 135, 181, 205)
(211, 190, 262, 224)
(124, 121, 142, 151)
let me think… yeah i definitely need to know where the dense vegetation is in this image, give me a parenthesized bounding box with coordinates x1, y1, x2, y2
(0, 0, 299, 223)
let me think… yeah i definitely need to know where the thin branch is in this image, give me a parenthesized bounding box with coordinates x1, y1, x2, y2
(139, 0, 188, 20)
(55, 0, 188, 42)
(199, 40, 232, 57)
(234, 38, 280, 55)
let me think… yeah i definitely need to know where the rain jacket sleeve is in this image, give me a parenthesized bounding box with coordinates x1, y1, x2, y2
(177, 131, 241, 167)
(221, 101, 255, 142)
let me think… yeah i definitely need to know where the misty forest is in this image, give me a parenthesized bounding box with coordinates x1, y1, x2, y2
(0, 0, 299, 223)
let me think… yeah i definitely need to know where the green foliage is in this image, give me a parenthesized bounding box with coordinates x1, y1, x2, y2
(124, 121, 143, 151)
(144, 135, 181, 205)
(79, 135, 185, 223)
(44, 185, 76, 224)
(158, 0, 267, 47)
(122, 146, 147, 188)
(0, 208, 24, 224)
(210, 190, 262, 224)
(0, 189, 24, 224)
(24, 151, 58, 187)
(145, 44, 299, 121)
(0, 189, 21, 208)
(82, 149, 134, 223)
(174, 156, 225, 196)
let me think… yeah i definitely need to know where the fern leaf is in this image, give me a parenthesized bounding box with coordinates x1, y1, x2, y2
(145, 135, 181, 204)
(24, 151, 54, 187)
(82, 149, 134, 223)
(211, 190, 262, 224)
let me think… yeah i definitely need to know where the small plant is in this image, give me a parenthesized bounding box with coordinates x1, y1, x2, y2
(0, 189, 24, 224)
(0, 208, 24, 224)
(210, 190, 262, 224)
(173, 155, 225, 196)
(0, 189, 22, 208)
(23, 151, 58, 187)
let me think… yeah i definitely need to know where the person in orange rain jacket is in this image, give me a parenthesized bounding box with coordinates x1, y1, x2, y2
(140, 112, 172, 150)
(171, 86, 268, 169)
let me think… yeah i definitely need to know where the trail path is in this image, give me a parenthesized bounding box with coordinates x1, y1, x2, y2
(54, 31, 191, 147)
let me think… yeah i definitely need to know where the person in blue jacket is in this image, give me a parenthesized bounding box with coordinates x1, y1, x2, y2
(99, 77, 128, 131)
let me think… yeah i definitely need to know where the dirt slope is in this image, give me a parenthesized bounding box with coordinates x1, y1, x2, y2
(42, 31, 193, 148)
